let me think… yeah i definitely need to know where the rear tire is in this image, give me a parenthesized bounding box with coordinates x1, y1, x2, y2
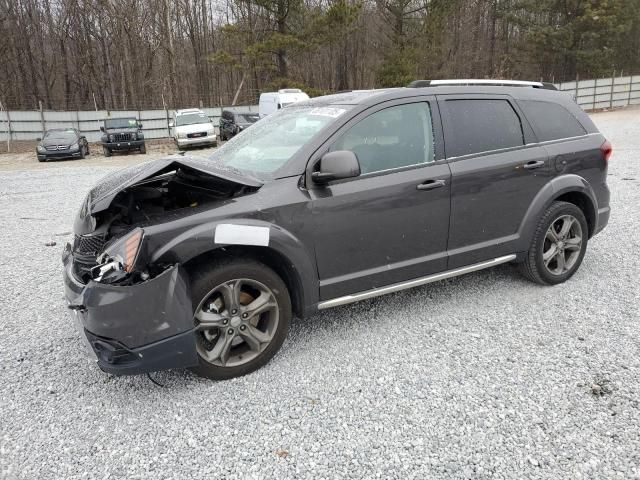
(189, 258, 291, 380)
(519, 201, 588, 285)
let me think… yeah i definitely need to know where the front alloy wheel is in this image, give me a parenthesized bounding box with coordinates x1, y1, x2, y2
(189, 259, 291, 380)
(195, 279, 279, 368)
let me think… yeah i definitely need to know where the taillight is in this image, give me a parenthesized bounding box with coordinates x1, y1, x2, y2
(600, 140, 612, 163)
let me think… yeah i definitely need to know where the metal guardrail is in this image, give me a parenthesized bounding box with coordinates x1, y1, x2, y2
(0, 105, 259, 145)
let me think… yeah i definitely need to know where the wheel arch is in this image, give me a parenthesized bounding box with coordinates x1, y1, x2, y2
(517, 174, 599, 251)
(182, 245, 307, 319)
(146, 220, 318, 319)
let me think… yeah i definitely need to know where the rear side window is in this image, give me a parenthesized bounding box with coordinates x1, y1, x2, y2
(443, 99, 524, 157)
(519, 100, 586, 141)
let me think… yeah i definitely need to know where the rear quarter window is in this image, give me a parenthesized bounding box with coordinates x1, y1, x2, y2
(519, 100, 586, 141)
(443, 99, 524, 157)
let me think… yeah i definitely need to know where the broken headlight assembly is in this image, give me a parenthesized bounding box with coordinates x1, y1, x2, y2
(91, 227, 144, 284)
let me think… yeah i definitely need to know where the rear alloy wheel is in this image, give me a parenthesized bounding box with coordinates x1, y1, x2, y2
(519, 201, 588, 285)
(542, 215, 583, 275)
(190, 260, 290, 380)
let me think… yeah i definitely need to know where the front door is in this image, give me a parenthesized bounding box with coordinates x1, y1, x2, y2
(310, 99, 452, 300)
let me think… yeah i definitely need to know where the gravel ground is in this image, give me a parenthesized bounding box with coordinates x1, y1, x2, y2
(1, 108, 639, 479)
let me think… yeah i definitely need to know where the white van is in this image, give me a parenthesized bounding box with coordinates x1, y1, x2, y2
(258, 89, 310, 117)
(169, 108, 217, 150)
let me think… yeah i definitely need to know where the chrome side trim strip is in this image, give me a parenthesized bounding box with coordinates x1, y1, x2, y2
(317, 254, 517, 310)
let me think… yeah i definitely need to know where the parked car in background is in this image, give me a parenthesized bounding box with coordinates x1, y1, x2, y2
(36, 128, 90, 162)
(170, 108, 217, 150)
(219, 109, 260, 141)
(64, 80, 611, 381)
(258, 89, 310, 117)
(100, 117, 145, 156)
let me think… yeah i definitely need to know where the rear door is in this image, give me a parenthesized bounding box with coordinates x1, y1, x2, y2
(438, 95, 553, 268)
(309, 97, 452, 300)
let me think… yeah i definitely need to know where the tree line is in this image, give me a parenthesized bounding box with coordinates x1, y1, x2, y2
(1, 0, 639, 111)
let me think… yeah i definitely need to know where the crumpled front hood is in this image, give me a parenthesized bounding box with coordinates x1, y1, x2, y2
(83, 155, 263, 215)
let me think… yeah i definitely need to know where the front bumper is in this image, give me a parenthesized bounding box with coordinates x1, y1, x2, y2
(37, 149, 82, 161)
(176, 134, 217, 147)
(62, 245, 198, 375)
(103, 139, 145, 151)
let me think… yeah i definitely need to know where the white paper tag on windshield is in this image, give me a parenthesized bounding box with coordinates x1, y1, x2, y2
(310, 107, 346, 118)
(214, 224, 270, 247)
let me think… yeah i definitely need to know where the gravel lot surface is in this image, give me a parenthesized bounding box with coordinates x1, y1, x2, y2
(1, 108, 639, 479)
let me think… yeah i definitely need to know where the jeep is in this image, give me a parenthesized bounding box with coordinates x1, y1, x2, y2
(100, 117, 146, 156)
(63, 80, 611, 380)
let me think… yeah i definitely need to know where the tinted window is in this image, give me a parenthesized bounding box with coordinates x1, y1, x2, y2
(331, 103, 435, 174)
(105, 118, 138, 129)
(444, 99, 524, 157)
(519, 100, 586, 141)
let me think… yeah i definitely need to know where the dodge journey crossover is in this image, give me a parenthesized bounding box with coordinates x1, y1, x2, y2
(63, 79, 611, 380)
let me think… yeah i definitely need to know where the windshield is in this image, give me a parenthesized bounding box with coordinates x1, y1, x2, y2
(44, 129, 76, 140)
(236, 114, 259, 124)
(176, 112, 210, 126)
(105, 118, 138, 129)
(208, 105, 350, 179)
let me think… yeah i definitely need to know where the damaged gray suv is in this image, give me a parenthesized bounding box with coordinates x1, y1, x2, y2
(63, 80, 611, 380)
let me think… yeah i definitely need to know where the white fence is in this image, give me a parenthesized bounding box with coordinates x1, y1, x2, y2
(554, 74, 640, 109)
(2, 74, 639, 145)
(0, 106, 258, 144)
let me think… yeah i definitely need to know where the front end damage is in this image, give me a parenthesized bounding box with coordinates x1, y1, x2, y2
(63, 157, 262, 375)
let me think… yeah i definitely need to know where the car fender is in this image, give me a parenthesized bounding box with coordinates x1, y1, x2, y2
(146, 219, 319, 313)
(516, 174, 598, 251)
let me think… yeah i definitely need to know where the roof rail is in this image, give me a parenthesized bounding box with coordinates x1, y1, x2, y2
(407, 79, 557, 90)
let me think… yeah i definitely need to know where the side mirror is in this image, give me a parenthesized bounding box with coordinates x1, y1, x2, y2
(138, 122, 143, 129)
(312, 150, 360, 184)
(168, 120, 174, 128)
(36, 137, 41, 141)
(99, 126, 105, 132)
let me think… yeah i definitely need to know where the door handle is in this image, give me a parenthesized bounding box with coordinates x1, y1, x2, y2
(523, 160, 545, 170)
(416, 179, 446, 191)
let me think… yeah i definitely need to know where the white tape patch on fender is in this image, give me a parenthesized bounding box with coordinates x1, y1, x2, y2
(214, 224, 270, 247)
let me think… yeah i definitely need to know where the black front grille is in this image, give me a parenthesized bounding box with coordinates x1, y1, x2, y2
(73, 234, 105, 256)
(45, 145, 69, 151)
(187, 132, 206, 138)
(113, 133, 132, 142)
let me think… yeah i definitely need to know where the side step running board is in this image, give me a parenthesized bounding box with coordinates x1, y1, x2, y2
(317, 254, 516, 310)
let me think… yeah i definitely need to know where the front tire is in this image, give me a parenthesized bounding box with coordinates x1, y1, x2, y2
(103, 146, 111, 157)
(519, 201, 588, 285)
(189, 259, 291, 380)
(139, 143, 146, 154)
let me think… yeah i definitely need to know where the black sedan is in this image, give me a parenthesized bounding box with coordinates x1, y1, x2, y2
(36, 128, 90, 162)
